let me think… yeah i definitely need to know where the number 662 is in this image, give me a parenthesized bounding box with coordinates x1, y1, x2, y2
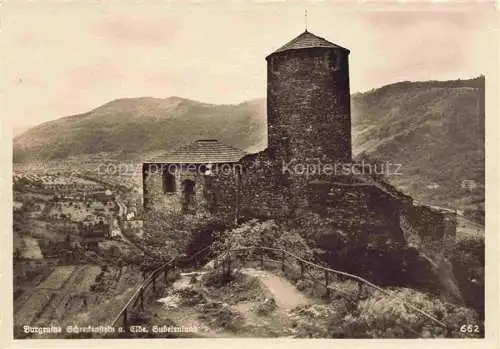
(459, 324, 480, 333)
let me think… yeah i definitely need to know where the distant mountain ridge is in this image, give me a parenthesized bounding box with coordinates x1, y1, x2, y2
(13, 77, 485, 208)
(14, 97, 267, 162)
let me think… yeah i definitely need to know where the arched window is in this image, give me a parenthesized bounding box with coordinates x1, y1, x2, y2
(163, 171, 176, 193)
(181, 179, 196, 214)
(325, 50, 340, 71)
(183, 179, 195, 195)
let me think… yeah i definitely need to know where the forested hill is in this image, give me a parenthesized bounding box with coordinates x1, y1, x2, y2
(352, 76, 484, 209)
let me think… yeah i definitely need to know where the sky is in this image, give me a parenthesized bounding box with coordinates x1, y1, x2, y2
(2, 1, 498, 131)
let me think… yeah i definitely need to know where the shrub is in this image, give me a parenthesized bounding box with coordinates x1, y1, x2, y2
(202, 270, 236, 287)
(197, 301, 244, 332)
(255, 298, 277, 316)
(295, 279, 314, 292)
(450, 234, 484, 320)
(211, 219, 313, 263)
(176, 287, 206, 306)
(290, 303, 349, 338)
(343, 288, 480, 338)
(95, 273, 103, 283)
(202, 270, 265, 304)
(288, 287, 480, 338)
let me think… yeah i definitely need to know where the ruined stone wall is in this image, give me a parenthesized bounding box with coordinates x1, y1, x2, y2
(239, 151, 294, 220)
(303, 180, 404, 241)
(207, 165, 240, 224)
(400, 204, 457, 251)
(142, 158, 456, 251)
(142, 162, 240, 226)
(143, 163, 207, 215)
(237, 156, 405, 243)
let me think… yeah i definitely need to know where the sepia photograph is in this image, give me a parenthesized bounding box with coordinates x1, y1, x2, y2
(3, 0, 497, 345)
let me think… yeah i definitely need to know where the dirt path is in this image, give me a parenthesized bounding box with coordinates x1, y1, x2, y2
(241, 268, 309, 310)
(154, 271, 221, 337)
(149, 269, 310, 337)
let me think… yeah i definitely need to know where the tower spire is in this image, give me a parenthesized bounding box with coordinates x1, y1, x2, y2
(305, 9, 308, 32)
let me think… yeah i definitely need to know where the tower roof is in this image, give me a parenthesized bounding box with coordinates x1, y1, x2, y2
(144, 139, 247, 164)
(267, 30, 350, 59)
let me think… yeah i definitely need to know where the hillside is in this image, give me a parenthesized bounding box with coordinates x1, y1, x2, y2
(13, 97, 267, 162)
(351, 76, 485, 209)
(13, 77, 485, 209)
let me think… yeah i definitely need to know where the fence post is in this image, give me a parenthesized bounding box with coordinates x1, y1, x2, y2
(140, 287, 144, 310)
(152, 273, 156, 294)
(300, 261, 304, 280)
(324, 269, 330, 299)
(227, 253, 232, 277)
(281, 251, 285, 273)
(357, 280, 363, 300)
(122, 308, 128, 333)
(446, 327, 452, 338)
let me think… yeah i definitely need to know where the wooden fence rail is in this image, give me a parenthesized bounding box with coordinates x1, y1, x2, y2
(110, 244, 212, 330)
(111, 243, 451, 337)
(212, 245, 451, 335)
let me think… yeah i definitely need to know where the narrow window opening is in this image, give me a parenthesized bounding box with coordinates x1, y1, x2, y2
(182, 179, 196, 213)
(163, 170, 176, 193)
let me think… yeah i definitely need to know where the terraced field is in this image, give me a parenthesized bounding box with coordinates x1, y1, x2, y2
(79, 265, 102, 292)
(37, 265, 102, 324)
(14, 263, 144, 336)
(36, 266, 76, 289)
(16, 265, 95, 326)
(15, 290, 56, 325)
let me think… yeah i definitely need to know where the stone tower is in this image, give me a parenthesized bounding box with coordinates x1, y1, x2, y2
(266, 30, 352, 171)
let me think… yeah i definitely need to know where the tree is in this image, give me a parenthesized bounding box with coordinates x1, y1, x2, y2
(211, 219, 314, 278)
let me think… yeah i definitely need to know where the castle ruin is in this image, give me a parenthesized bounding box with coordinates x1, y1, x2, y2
(142, 31, 456, 280)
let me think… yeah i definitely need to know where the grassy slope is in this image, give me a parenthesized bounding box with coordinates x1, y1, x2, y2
(352, 77, 485, 209)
